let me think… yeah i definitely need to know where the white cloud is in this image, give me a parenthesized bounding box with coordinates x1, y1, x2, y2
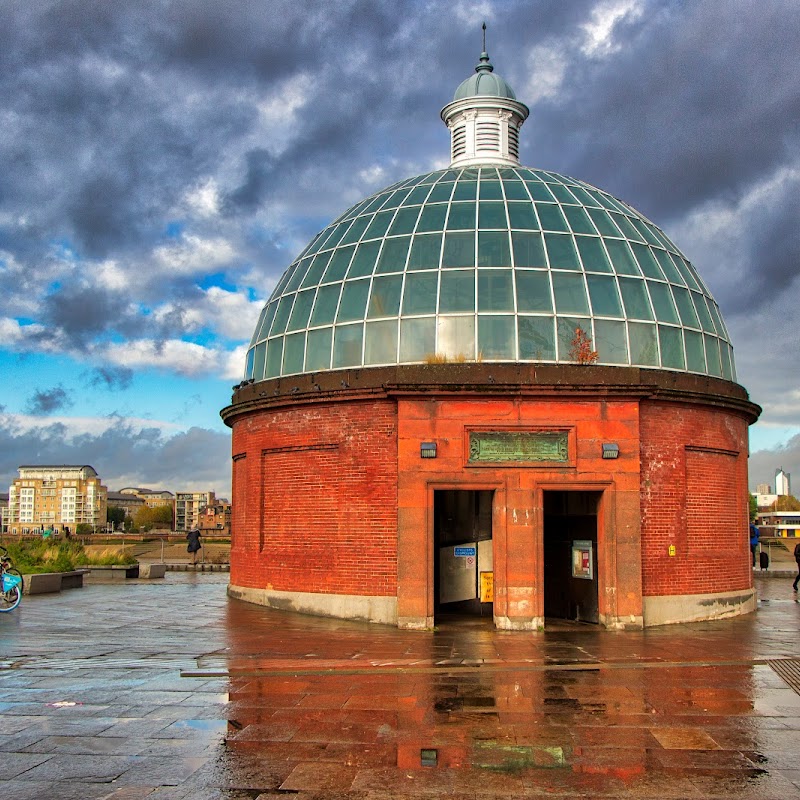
(0, 317, 54, 350)
(452, 1, 494, 27)
(102, 338, 225, 377)
(358, 164, 389, 187)
(581, 0, 644, 57)
(1, 409, 181, 438)
(223, 344, 249, 381)
(524, 42, 569, 104)
(153, 233, 237, 275)
(256, 73, 313, 158)
(95, 259, 131, 290)
(196, 287, 263, 341)
(183, 177, 221, 218)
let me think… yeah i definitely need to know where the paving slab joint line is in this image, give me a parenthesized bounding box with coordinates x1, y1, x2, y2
(179, 656, 774, 679)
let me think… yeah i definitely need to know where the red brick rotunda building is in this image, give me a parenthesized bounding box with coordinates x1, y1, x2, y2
(222, 46, 760, 630)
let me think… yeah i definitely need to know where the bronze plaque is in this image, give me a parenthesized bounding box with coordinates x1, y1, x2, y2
(468, 431, 568, 463)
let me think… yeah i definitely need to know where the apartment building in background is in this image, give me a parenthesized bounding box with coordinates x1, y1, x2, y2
(0, 492, 8, 533)
(196, 497, 231, 537)
(175, 491, 216, 532)
(7, 465, 108, 534)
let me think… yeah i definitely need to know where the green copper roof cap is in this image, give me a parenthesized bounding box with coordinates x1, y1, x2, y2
(453, 49, 517, 101)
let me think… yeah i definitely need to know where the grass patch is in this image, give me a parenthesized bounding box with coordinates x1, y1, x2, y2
(2, 539, 137, 574)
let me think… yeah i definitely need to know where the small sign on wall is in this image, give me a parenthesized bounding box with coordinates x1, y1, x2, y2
(480, 571, 494, 603)
(572, 540, 593, 580)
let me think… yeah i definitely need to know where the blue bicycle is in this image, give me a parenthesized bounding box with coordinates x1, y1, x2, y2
(0, 546, 22, 612)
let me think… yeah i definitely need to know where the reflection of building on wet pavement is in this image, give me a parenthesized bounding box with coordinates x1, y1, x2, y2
(2, 572, 800, 797)
(221, 41, 760, 632)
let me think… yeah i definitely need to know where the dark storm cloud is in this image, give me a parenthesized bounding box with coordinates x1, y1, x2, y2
(42, 285, 133, 349)
(25, 385, 72, 415)
(0, 415, 230, 494)
(0, 0, 798, 444)
(750, 435, 800, 493)
(525, 1, 800, 224)
(736, 191, 800, 310)
(86, 366, 134, 391)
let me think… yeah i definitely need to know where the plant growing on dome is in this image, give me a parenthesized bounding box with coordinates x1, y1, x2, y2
(569, 327, 598, 364)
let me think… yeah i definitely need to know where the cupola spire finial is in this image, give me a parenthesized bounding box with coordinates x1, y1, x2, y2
(441, 30, 529, 167)
(476, 21, 493, 73)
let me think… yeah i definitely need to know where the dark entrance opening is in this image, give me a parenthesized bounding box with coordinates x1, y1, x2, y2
(543, 491, 600, 624)
(433, 490, 493, 621)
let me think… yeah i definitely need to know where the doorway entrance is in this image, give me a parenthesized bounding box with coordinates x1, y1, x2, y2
(543, 490, 600, 624)
(433, 490, 493, 621)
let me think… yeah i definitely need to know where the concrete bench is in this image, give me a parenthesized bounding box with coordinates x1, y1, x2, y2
(138, 563, 166, 579)
(83, 565, 140, 583)
(21, 570, 88, 594)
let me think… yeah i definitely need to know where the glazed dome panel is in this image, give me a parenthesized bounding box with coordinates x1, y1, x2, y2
(244, 165, 735, 383)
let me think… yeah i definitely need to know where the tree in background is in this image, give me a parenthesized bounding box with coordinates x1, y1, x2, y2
(749, 494, 758, 522)
(133, 504, 174, 531)
(772, 495, 800, 512)
(107, 506, 127, 531)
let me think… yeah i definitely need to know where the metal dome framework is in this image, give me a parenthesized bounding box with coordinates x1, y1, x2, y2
(244, 164, 735, 384)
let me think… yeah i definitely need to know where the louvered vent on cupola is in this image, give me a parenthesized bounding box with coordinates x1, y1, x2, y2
(452, 124, 466, 160)
(475, 121, 500, 152)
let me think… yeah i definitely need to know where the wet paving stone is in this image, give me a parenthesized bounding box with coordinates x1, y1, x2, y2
(1, 573, 800, 797)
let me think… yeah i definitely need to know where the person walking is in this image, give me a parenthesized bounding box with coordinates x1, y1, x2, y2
(750, 524, 760, 568)
(186, 528, 202, 565)
(793, 540, 800, 592)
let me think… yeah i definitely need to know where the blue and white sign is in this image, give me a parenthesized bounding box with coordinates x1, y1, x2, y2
(454, 546, 476, 557)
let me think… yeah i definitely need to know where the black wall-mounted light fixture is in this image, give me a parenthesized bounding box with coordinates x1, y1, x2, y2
(602, 443, 620, 459)
(420, 441, 437, 459)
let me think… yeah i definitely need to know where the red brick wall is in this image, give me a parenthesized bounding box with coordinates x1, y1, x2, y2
(229, 399, 398, 596)
(640, 401, 751, 596)
(229, 390, 753, 615)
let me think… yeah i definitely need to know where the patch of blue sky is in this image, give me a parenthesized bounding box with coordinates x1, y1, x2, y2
(198, 272, 238, 292)
(749, 423, 800, 453)
(164, 221, 185, 238)
(184, 328, 218, 347)
(0, 348, 230, 433)
(51, 238, 79, 261)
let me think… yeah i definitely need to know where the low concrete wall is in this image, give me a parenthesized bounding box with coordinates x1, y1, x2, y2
(643, 587, 756, 627)
(22, 570, 88, 595)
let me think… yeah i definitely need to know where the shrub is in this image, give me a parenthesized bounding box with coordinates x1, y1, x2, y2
(2, 539, 136, 573)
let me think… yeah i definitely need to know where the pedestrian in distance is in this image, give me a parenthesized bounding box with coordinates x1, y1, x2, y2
(186, 528, 202, 565)
(750, 523, 760, 568)
(793, 540, 800, 593)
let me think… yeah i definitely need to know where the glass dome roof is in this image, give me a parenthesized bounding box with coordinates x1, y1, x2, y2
(244, 165, 735, 383)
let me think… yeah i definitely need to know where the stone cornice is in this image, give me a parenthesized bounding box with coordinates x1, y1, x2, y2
(221, 364, 761, 427)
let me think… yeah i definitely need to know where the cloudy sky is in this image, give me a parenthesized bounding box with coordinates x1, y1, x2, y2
(2, 0, 798, 497)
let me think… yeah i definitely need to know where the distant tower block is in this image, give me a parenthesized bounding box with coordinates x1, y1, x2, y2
(775, 468, 792, 496)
